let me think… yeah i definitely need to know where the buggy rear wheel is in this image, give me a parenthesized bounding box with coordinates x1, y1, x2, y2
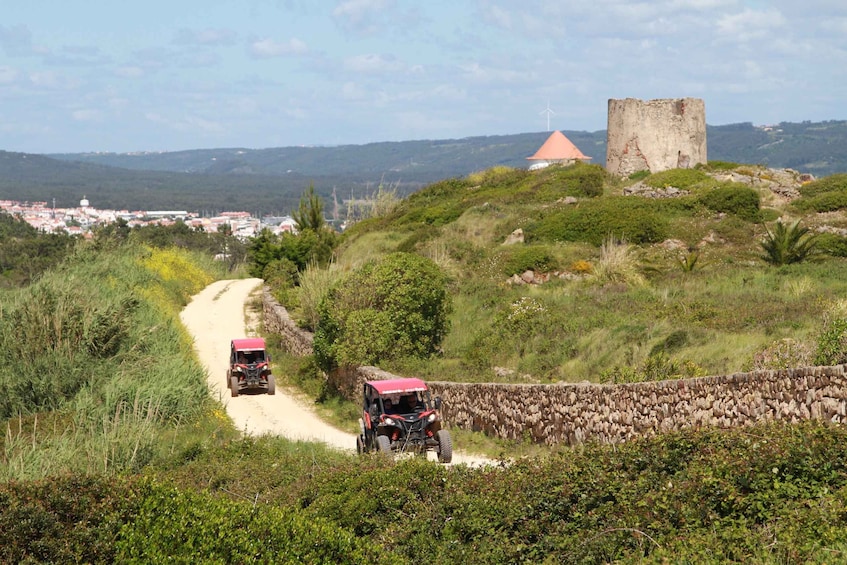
(266, 374, 276, 395)
(230, 376, 239, 397)
(376, 435, 391, 455)
(436, 429, 452, 464)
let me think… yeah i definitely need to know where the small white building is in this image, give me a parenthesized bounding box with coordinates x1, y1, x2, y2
(526, 130, 591, 170)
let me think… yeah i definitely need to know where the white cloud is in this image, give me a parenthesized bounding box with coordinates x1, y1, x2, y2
(332, 0, 394, 34)
(341, 81, 368, 101)
(183, 116, 225, 133)
(173, 28, 237, 46)
(820, 16, 847, 34)
(716, 7, 787, 42)
(249, 37, 308, 58)
(28, 71, 78, 89)
(458, 62, 535, 85)
(144, 112, 224, 134)
(343, 53, 405, 73)
(72, 109, 102, 122)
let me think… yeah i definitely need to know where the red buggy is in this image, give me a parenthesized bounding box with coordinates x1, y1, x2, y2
(227, 338, 275, 397)
(357, 378, 452, 464)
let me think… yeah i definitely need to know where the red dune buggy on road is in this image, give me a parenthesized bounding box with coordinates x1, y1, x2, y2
(357, 377, 452, 464)
(227, 338, 275, 397)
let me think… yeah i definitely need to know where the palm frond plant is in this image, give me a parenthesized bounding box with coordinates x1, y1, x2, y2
(760, 220, 819, 265)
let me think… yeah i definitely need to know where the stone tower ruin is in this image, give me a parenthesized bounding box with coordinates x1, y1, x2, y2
(605, 97, 707, 176)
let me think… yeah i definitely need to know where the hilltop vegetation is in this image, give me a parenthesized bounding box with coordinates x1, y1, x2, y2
(276, 162, 847, 385)
(4, 162, 847, 561)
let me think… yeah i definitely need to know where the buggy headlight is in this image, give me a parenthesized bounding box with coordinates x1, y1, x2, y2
(384, 417, 396, 426)
(427, 413, 437, 423)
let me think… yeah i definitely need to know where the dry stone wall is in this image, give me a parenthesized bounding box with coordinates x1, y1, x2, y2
(263, 288, 847, 445)
(262, 287, 313, 356)
(606, 97, 707, 176)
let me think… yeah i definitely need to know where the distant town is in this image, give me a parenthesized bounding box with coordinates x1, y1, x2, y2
(0, 196, 297, 239)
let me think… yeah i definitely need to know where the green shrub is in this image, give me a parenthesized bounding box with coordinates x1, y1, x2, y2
(247, 227, 338, 278)
(602, 352, 704, 383)
(0, 475, 136, 564)
(643, 168, 710, 189)
(499, 245, 558, 276)
(262, 257, 299, 288)
(116, 479, 376, 563)
(797, 173, 847, 198)
(795, 190, 847, 213)
(313, 252, 452, 371)
(535, 162, 606, 198)
(815, 317, 847, 365)
(697, 160, 741, 171)
(466, 166, 525, 187)
(526, 197, 669, 246)
(699, 183, 761, 221)
(817, 233, 847, 257)
(628, 169, 650, 181)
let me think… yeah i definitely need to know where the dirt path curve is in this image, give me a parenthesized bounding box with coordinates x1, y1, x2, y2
(180, 278, 491, 466)
(180, 278, 355, 449)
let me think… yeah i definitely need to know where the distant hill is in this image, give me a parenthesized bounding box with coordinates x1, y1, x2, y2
(1, 120, 845, 213)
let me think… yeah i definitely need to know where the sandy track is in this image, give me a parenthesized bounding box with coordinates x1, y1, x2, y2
(180, 278, 490, 466)
(180, 278, 356, 449)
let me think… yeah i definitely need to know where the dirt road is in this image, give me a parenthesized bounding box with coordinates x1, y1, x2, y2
(180, 278, 489, 466)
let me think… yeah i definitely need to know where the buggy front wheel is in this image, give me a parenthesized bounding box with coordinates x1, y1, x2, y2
(266, 374, 276, 395)
(230, 376, 239, 397)
(376, 435, 391, 455)
(436, 429, 452, 464)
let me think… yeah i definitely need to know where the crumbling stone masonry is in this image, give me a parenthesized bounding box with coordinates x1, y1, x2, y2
(606, 97, 707, 176)
(263, 288, 847, 446)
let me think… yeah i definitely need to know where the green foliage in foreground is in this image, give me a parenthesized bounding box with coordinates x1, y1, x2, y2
(5, 422, 847, 563)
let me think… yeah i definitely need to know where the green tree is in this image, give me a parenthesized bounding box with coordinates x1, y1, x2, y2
(292, 183, 325, 232)
(313, 252, 452, 371)
(760, 220, 819, 265)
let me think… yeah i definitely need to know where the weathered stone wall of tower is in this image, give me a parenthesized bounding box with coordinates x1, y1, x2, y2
(606, 98, 707, 176)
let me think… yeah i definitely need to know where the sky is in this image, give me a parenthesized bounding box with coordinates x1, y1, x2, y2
(1, 0, 845, 154)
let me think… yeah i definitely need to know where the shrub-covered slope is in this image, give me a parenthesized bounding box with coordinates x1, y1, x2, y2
(331, 163, 847, 383)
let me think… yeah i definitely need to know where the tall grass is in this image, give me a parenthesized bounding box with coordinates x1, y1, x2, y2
(591, 236, 646, 286)
(296, 262, 343, 331)
(0, 242, 220, 480)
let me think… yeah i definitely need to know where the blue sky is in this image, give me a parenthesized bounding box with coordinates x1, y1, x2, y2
(1, 0, 845, 154)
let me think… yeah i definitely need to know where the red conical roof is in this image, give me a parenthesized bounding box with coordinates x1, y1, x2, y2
(527, 130, 589, 161)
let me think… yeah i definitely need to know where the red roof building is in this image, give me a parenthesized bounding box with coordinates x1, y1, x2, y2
(527, 130, 591, 170)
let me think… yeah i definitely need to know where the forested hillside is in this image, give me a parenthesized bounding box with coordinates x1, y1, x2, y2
(2, 120, 844, 214)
